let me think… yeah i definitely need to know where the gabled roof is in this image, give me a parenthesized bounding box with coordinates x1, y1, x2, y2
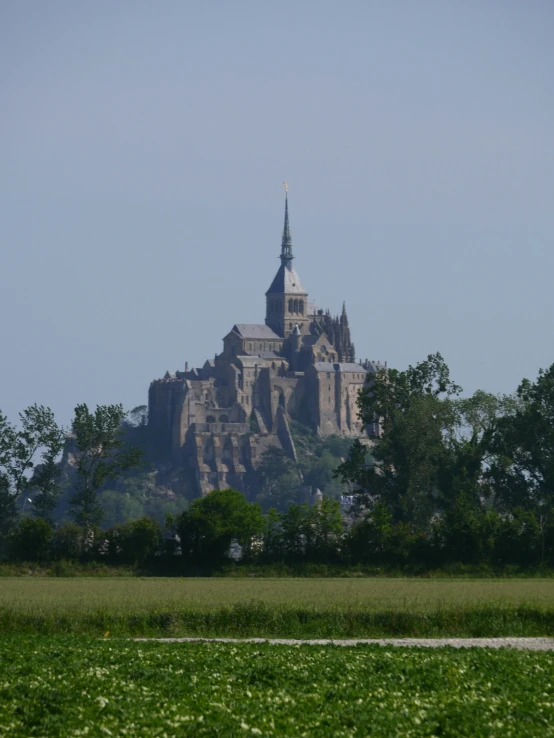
(302, 332, 333, 348)
(266, 262, 307, 295)
(231, 324, 281, 340)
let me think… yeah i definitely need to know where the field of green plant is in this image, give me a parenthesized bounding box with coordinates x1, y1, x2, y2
(1, 637, 554, 737)
(2, 578, 554, 637)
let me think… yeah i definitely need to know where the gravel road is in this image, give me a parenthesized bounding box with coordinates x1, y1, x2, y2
(134, 637, 554, 650)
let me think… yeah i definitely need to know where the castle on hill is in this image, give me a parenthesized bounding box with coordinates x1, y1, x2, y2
(148, 192, 385, 495)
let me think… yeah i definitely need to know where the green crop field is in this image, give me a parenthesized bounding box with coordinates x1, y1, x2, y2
(1, 637, 554, 737)
(3, 577, 554, 609)
(2, 578, 554, 637)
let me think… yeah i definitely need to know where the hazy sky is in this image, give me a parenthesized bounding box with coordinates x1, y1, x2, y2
(1, 1, 553, 428)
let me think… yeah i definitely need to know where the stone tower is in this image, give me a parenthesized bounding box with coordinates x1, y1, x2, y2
(265, 192, 310, 338)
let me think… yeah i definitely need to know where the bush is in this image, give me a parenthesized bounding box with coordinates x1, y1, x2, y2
(8, 518, 53, 562)
(51, 523, 86, 560)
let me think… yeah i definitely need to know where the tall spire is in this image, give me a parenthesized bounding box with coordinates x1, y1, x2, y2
(280, 182, 293, 264)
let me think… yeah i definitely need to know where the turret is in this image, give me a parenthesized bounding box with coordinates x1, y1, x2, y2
(290, 323, 302, 370)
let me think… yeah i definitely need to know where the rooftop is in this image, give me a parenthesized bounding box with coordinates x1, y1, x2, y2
(231, 324, 281, 340)
(266, 262, 307, 295)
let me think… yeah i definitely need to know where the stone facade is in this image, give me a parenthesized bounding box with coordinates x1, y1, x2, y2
(148, 194, 385, 495)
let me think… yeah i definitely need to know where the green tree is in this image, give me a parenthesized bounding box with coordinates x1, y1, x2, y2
(0, 406, 65, 542)
(439, 390, 516, 511)
(254, 446, 301, 510)
(437, 490, 499, 565)
(491, 364, 554, 515)
(69, 404, 143, 528)
(346, 502, 413, 566)
(493, 508, 542, 567)
(8, 517, 54, 562)
(336, 355, 512, 527)
(51, 523, 85, 560)
(127, 405, 148, 428)
(107, 516, 161, 565)
(280, 504, 309, 562)
(175, 489, 265, 566)
(305, 498, 343, 563)
(260, 507, 284, 561)
(336, 353, 461, 525)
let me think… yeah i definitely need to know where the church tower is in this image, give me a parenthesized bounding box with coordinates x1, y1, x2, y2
(265, 188, 310, 338)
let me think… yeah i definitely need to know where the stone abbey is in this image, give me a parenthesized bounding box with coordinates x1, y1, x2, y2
(148, 193, 385, 495)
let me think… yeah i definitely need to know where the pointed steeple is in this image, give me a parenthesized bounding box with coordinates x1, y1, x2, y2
(280, 187, 293, 264)
(340, 301, 349, 327)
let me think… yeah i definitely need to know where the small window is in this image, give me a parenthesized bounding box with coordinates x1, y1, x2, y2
(299, 299, 304, 315)
(327, 373, 331, 379)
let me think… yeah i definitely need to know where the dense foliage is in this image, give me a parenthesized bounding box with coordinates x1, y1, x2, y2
(2, 638, 554, 736)
(336, 354, 554, 570)
(4, 356, 554, 571)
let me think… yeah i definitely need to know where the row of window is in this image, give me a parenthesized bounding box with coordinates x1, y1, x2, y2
(267, 299, 305, 315)
(288, 299, 304, 315)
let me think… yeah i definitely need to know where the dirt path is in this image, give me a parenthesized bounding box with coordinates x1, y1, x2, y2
(134, 637, 554, 650)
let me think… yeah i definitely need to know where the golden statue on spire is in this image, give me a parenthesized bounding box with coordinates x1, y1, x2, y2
(283, 181, 288, 194)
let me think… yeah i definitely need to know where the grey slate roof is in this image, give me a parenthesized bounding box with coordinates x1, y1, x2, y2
(266, 262, 307, 295)
(232, 324, 281, 340)
(313, 362, 368, 374)
(302, 333, 332, 348)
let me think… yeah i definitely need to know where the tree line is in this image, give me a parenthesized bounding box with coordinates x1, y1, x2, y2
(0, 403, 142, 555)
(2, 353, 554, 572)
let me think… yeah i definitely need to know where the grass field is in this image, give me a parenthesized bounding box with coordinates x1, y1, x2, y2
(1, 637, 554, 737)
(2, 578, 554, 637)
(3, 577, 554, 609)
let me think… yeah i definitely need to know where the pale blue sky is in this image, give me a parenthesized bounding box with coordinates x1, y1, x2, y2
(1, 1, 553, 427)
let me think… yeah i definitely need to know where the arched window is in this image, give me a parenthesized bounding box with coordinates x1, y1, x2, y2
(299, 299, 304, 315)
(219, 414, 229, 423)
(268, 300, 273, 314)
(206, 415, 216, 423)
(288, 299, 293, 313)
(293, 299, 298, 313)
